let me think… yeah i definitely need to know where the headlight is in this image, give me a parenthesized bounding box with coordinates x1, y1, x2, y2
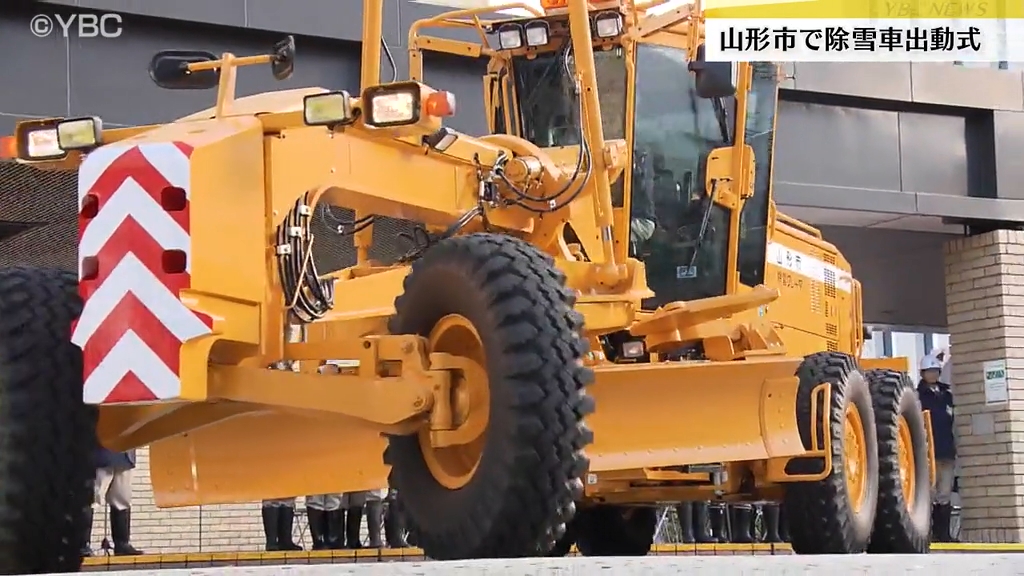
(524, 21, 550, 47)
(369, 91, 417, 127)
(362, 82, 455, 129)
(56, 117, 103, 151)
(621, 340, 646, 359)
(496, 23, 524, 50)
(24, 128, 63, 160)
(594, 11, 623, 38)
(303, 91, 355, 127)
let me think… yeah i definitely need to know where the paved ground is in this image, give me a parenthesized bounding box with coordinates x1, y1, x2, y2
(77, 554, 1024, 575)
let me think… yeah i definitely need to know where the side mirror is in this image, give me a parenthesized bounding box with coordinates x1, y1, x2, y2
(688, 44, 736, 99)
(271, 36, 296, 81)
(148, 50, 220, 90)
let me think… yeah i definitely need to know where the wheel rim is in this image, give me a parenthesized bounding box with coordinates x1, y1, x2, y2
(419, 314, 490, 490)
(843, 402, 868, 513)
(897, 415, 916, 509)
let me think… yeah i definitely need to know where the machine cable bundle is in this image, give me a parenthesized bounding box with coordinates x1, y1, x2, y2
(275, 191, 336, 323)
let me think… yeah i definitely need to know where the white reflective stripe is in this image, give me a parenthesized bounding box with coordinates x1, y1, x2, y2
(82, 330, 180, 404)
(72, 254, 210, 348)
(766, 242, 852, 293)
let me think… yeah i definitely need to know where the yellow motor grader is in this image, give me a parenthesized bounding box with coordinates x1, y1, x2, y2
(0, 0, 934, 571)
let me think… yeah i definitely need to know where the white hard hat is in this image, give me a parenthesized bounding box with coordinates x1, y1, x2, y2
(920, 354, 943, 371)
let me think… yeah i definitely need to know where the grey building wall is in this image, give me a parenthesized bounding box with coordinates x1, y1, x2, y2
(775, 63, 1024, 224)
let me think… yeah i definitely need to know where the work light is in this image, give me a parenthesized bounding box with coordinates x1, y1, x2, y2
(524, 21, 550, 47)
(56, 117, 103, 151)
(594, 11, 623, 38)
(303, 91, 355, 127)
(362, 82, 455, 129)
(25, 128, 61, 160)
(497, 23, 524, 50)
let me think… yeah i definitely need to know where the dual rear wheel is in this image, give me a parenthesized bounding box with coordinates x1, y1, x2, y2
(784, 352, 932, 554)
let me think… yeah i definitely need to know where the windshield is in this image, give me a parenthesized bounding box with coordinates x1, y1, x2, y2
(631, 43, 736, 306)
(737, 62, 780, 287)
(513, 45, 628, 147)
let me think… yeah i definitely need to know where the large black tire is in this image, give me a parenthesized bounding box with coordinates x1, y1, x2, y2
(574, 505, 657, 556)
(385, 234, 594, 560)
(866, 369, 931, 554)
(0, 266, 96, 574)
(783, 352, 879, 554)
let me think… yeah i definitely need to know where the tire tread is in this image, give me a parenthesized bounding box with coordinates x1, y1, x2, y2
(385, 234, 594, 560)
(0, 266, 95, 574)
(784, 351, 878, 555)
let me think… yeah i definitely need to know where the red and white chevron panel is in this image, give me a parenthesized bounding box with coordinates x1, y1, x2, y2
(71, 142, 213, 405)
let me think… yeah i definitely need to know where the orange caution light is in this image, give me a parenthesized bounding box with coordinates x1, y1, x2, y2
(0, 135, 16, 160)
(541, 0, 570, 9)
(425, 91, 457, 118)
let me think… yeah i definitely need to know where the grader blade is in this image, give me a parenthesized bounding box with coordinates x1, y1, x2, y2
(585, 356, 805, 471)
(147, 412, 389, 507)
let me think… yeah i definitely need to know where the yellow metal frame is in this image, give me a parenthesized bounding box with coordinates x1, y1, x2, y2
(5, 0, 929, 517)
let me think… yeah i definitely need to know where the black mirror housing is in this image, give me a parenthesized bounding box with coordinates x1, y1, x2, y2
(688, 44, 736, 99)
(271, 36, 296, 81)
(149, 50, 220, 90)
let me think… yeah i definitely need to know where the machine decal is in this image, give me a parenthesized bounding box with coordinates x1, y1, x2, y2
(72, 142, 213, 404)
(766, 242, 852, 293)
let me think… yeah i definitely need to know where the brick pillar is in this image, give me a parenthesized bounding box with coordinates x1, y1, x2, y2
(944, 229, 1024, 543)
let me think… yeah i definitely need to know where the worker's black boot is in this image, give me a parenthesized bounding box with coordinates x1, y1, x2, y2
(365, 500, 384, 548)
(384, 501, 408, 548)
(262, 506, 281, 551)
(277, 507, 303, 551)
(676, 503, 696, 544)
(81, 507, 94, 557)
(693, 502, 715, 543)
(730, 505, 754, 544)
(932, 503, 954, 543)
(779, 506, 791, 542)
(931, 504, 946, 542)
(763, 503, 782, 543)
(110, 507, 143, 556)
(346, 505, 364, 549)
(948, 505, 961, 543)
(307, 508, 328, 550)
(709, 504, 728, 543)
(326, 509, 345, 550)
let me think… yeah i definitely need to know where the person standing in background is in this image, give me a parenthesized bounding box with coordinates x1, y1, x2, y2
(305, 494, 344, 550)
(917, 351, 957, 542)
(384, 488, 408, 548)
(260, 498, 304, 551)
(89, 446, 143, 556)
(340, 490, 385, 548)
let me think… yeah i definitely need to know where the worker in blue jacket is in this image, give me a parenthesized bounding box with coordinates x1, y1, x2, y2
(86, 446, 143, 556)
(917, 351, 957, 542)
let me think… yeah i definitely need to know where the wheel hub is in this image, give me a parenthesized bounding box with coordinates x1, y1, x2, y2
(843, 402, 868, 513)
(418, 314, 490, 490)
(897, 415, 916, 508)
